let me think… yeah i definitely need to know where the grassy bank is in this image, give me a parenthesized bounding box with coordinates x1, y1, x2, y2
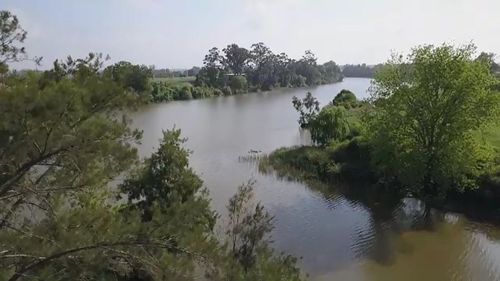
(261, 137, 500, 222)
(260, 137, 374, 184)
(149, 77, 344, 103)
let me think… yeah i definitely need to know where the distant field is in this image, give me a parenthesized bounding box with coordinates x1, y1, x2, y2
(152, 76, 196, 85)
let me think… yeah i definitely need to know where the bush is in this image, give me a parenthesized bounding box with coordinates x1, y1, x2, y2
(309, 106, 351, 146)
(222, 86, 233, 96)
(332, 89, 358, 108)
(150, 81, 226, 102)
(191, 86, 214, 99)
(262, 137, 375, 183)
(229, 75, 248, 94)
(290, 75, 307, 87)
(151, 81, 173, 102)
(175, 85, 193, 100)
(213, 88, 224, 96)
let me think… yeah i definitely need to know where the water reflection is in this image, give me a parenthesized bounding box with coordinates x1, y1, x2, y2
(270, 176, 500, 281)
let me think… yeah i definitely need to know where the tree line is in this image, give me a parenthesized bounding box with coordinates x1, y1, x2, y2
(195, 43, 343, 92)
(149, 43, 345, 102)
(93, 43, 344, 103)
(0, 10, 304, 281)
(341, 63, 383, 78)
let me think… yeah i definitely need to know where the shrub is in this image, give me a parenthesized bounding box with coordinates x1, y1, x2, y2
(175, 84, 193, 100)
(222, 86, 233, 96)
(291, 75, 307, 87)
(230, 75, 248, 94)
(332, 89, 358, 108)
(309, 106, 351, 146)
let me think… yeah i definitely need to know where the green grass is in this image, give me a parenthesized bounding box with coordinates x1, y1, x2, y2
(151, 76, 196, 85)
(260, 137, 374, 184)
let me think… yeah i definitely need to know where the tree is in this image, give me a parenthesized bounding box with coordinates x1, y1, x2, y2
(0, 56, 302, 281)
(0, 11, 41, 75)
(292, 92, 320, 128)
(187, 66, 200, 77)
(295, 50, 321, 86)
(0, 55, 149, 281)
(120, 129, 215, 224)
(229, 75, 248, 94)
(222, 44, 250, 75)
(342, 64, 382, 78)
(310, 106, 351, 146)
(332, 89, 358, 108)
(0, 11, 305, 281)
(276, 52, 293, 87)
(196, 47, 224, 87)
(104, 61, 153, 94)
(320, 61, 343, 84)
(476, 52, 500, 74)
(0, 11, 26, 66)
(196, 42, 342, 92)
(370, 43, 500, 196)
(226, 182, 273, 271)
(210, 182, 302, 281)
(248, 43, 278, 90)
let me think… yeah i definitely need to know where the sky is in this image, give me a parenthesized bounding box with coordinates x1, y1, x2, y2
(4, 0, 500, 69)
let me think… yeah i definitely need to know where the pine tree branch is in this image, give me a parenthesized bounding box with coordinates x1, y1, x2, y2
(6, 239, 197, 281)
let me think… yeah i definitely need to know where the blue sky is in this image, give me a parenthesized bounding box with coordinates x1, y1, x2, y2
(4, 0, 500, 69)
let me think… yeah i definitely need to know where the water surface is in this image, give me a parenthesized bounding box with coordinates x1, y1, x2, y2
(131, 78, 500, 281)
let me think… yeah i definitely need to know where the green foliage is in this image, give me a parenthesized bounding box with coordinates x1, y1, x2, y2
(0, 55, 149, 281)
(222, 85, 233, 96)
(120, 129, 215, 225)
(309, 106, 351, 146)
(290, 75, 307, 87)
(222, 44, 251, 75)
(176, 84, 193, 100)
(226, 182, 273, 271)
(197, 42, 343, 93)
(209, 182, 302, 281)
(191, 86, 221, 99)
(476, 52, 500, 74)
(229, 75, 248, 94)
(152, 76, 196, 85)
(0, 11, 305, 281)
(331, 89, 358, 108)
(295, 50, 321, 86)
(0, 57, 303, 280)
(342, 64, 383, 78)
(261, 137, 374, 183)
(104, 61, 153, 94)
(370, 43, 500, 196)
(0, 10, 29, 69)
(150, 82, 222, 102)
(292, 92, 320, 128)
(196, 47, 225, 88)
(320, 61, 344, 84)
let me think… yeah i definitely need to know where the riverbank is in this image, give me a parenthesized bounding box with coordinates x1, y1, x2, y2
(260, 139, 500, 224)
(149, 77, 344, 103)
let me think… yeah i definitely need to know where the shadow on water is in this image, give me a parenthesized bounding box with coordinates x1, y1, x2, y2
(256, 160, 500, 280)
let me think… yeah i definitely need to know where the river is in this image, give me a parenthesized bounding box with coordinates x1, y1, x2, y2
(131, 78, 500, 281)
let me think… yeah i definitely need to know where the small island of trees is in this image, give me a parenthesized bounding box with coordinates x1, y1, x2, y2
(263, 43, 500, 215)
(150, 43, 344, 102)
